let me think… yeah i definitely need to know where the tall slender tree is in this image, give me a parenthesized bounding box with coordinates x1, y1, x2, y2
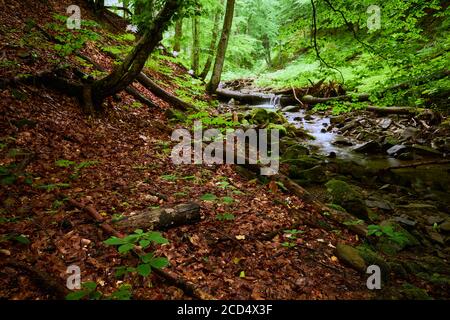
(206, 0, 235, 93)
(173, 18, 183, 52)
(191, 15, 200, 75)
(199, 4, 222, 81)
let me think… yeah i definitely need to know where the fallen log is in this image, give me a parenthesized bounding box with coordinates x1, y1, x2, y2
(216, 88, 274, 105)
(366, 106, 421, 115)
(115, 203, 201, 232)
(301, 93, 370, 105)
(136, 72, 196, 111)
(216, 88, 369, 107)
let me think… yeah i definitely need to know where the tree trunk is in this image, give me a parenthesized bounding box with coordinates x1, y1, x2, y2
(90, 0, 181, 112)
(199, 7, 221, 81)
(206, 0, 235, 93)
(115, 203, 201, 232)
(191, 15, 200, 76)
(262, 34, 271, 67)
(173, 18, 183, 52)
(95, 0, 105, 11)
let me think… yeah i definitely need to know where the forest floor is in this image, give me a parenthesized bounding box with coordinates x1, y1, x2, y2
(0, 0, 448, 301)
(0, 0, 372, 300)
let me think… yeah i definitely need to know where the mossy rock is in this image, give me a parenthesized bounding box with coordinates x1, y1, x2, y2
(400, 284, 433, 300)
(356, 245, 390, 280)
(282, 144, 310, 160)
(290, 165, 328, 185)
(380, 220, 420, 247)
(335, 243, 367, 272)
(325, 179, 368, 219)
(387, 262, 408, 278)
(280, 137, 299, 153)
(249, 108, 285, 125)
(286, 155, 321, 170)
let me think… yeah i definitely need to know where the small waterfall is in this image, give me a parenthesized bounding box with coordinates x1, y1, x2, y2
(269, 94, 281, 107)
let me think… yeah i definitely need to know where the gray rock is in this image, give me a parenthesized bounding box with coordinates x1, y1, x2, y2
(397, 152, 416, 160)
(282, 105, 301, 112)
(332, 137, 353, 147)
(379, 118, 393, 130)
(354, 140, 381, 154)
(330, 115, 346, 124)
(394, 216, 417, 227)
(387, 145, 409, 157)
(335, 244, 366, 272)
(365, 199, 394, 211)
(411, 144, 442, 157)
(439, 219, 450, 232)
(401, 127, 419, 140)
(427, 216, 445, 225)
(426, 227, 445, 245)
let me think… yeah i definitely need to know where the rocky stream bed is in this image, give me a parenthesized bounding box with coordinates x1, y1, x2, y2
(217, 86, 450, 299)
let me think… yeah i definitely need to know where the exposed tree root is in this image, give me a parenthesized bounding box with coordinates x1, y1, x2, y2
(136, 72, 196, 111)
(0, 259, 68, 300)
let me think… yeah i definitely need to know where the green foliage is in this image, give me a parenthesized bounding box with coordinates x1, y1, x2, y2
(104, 230, 169, 278)
(48, 15, 100, 57)
(200, 193, 217, 201)
(55, 159, 98, 180)
(216, 213, 235, 221)
(281, 229, 304, 248)
(368, 224, 410, 246)
(66, 282, 132, 301)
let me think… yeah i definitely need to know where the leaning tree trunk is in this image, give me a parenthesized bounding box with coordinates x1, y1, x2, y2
(191, 15, 200, 76)
(89, 0, 181, 113)
(199, 6, 221, 81)
(206, 0, 235, 93)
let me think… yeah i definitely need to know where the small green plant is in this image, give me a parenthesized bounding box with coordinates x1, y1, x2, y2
(0, 164, 33, 185)
(344, 219, 364, 226)
(48, 15, 100, 57)
(1, 233, 30, 245)
(66, 282, 132, 300)
(281, 229, 304, 248)
(104, 230, 169, 278)
(55, 159, 98, 180)
(200, 193, 217, 202)
(221, 197, 234, 205)
(216, 213, 235, 221)
(38, 183, 71, 191)
(66, 281, 102, 300)
(368, 224, 410, 246)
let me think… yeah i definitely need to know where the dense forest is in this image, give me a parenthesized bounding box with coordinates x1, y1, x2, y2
(0, 0, 449, 302)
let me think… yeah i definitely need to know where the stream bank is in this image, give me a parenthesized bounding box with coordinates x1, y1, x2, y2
(218, 82, 450, 299)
